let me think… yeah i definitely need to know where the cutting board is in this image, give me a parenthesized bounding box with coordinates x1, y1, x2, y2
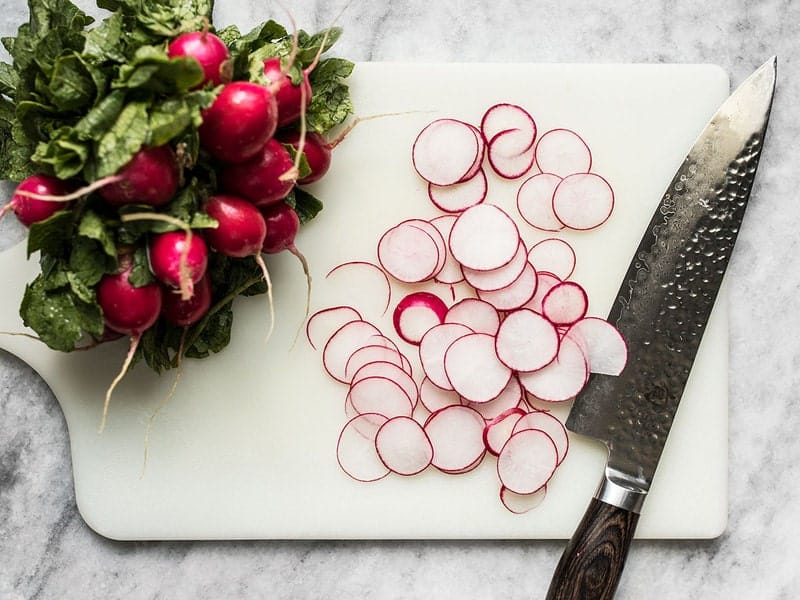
(0, 63, 730, 540)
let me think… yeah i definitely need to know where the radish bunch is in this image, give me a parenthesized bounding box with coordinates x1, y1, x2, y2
(307, 103, 627, 513)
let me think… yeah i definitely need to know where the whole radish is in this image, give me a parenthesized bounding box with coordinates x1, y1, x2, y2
(0, 174, 75, 226)
(277, 129, 331, 184)
(199, 81, 278, 163)
(149, 230, 208, 298)
(262, 57, 312, 128)
(168, 30, 230, 87)
(219, 138, 295, 206)
(99, 145, 180, 207)
(162, 275, 212, 327)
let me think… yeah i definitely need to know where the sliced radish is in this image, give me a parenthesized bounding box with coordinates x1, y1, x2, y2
(552, 173, 614, 230)
(444, 298, 501, 336)
(527, 238, 576, 280)
(494, 309, 560, 372)
(306, 305, 362, 351)
(326, 262, 392, 318)
(500, 485, 548, 514)
(428, 168, 488, 214)
(449, 204, 521, 271)
(418, 376, 463, 413)
(487, 128, 537, 179)
(517, 336, 589, 402)
(429, 215, 466, 285)
(523, 271, 562, 313)
(424, 405, 487, 473)
(443, 332, 512, 403)
(322, 320, 382, 383)
(534, 128, 592, 177)
(403, 219, 448, 276)
(462, 240, 528, 292)
(337, 413, 390, 482)
(344, 343, 405, 382)
(463, 375, 523, 421)
(477, 262, 538, 311)
(516, 173, 565, 232)
(412, 118, 483, 186)
(541, 281, 588, 326)
(377, 222, 442, 283)
(375, 416, 433, 476)
(497, 429, 558, 495)
(512, 411, 570, 465)
(563, 317, 628, 376)
(348, 376, 414, 419)
(483, 407, 526, 456)
(419, 322, 474, 390)
(393, 291, 448, 345)
(351, 361, 419, 407)
(480, 103, 537, 149)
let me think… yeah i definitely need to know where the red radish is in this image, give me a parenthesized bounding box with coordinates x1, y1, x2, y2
(418, 377, 462, 414)
(512, 411, 570, 465)
(517, 336, 589, 402)
(1, 174, 74, 226)
(263, 57, 312, 127)
(412, 118, 484, 186)
(444, 298, 500, 336)
(418, 322, 473, 391)
(496, 429, 558, 494)
(429, 216, 465, 285)
(443, 332, 512, 403)
(199, 81, 278, 163)
(527, 238, 576, 280)
(392, 291, 448, 345)
(161, 275, 212, 327)
(377, 221, 442, 283)
(462, 376, 524, 421)
(149, 230, 208, 296)
(480, 103, 537, 149)
(336, 413, 391, 482)
(476, 262, 538, 311)
(462, 240, 528, 292)
(306, 305, 361, 350)
(375, 416, 433, 476)
(494, 309, 560, 372)
(449, 204, 520, 271)
(220, 138, 295, 206)
(483, 407, 526, 456)
(351, 361, 418, 407)
(277, 129, 331, 184)
(427, 168, 488, 214)
(500, 485, 548, 514)
(325, 261, 392, 320)
(563, 317, 628, 376)
(552, 172, 615, 230)
(167, 30, 230, 87)
(322, 319, 382, 383)
(98, 145, 180, 207)
(534, 128, 592, 177)
(516, 172, 565, 232)
(424, 405, 486, 473)
(541, 281, 588, 326)
(348, 376, 414, 419)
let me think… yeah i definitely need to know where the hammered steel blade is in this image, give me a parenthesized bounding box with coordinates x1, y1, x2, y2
(566, 57, 776, 497)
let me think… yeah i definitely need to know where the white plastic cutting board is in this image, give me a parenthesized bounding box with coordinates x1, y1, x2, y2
(0, 63, 730, 540)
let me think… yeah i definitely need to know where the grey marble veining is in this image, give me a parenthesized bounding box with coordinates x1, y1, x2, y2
(1, 0, 799, 598)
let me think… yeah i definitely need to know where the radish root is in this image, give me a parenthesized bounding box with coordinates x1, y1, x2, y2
(255, 253, 276, 343)
(288, 245, 312, 348)
(99, 334, 140, 434)
(13, 174, 123, 203)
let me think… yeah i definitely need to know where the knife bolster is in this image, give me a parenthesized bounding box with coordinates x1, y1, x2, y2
(595, 474, 648, 514)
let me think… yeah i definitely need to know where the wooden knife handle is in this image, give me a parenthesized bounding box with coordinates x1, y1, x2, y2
(545, 497, 640, 600)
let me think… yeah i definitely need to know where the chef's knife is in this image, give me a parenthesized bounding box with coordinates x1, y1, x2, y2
(546, 57, 777, 600)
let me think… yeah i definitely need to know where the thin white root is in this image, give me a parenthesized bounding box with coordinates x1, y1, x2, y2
(99, 334, 139, 434)
(255, 253, 276, 343)
(289, 246, 312, 349)
(14, 174, 123, 203)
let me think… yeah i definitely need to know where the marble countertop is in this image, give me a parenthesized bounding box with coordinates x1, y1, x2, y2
(1, 0, 798, 598)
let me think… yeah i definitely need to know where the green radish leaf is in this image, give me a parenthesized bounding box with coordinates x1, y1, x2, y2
(26, 209, 75, 258)
(94, 100, 149, 177)
(307, 57, 354, 134)
(287, 187, 324, 225)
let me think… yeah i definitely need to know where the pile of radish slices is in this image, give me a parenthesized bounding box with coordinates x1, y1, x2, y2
(306, 103, 627, 514)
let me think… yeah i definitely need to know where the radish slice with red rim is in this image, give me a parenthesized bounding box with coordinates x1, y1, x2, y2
(393, 291, 448, 345)
(497, 429, 559, 495)
(552, 173, 614, 230)
(418, 376, 463, 413)
(523, 271, 562, 313)
(322, 320, 382, 383)
(516, 173, 565, 232)
(518, 336, 589, 402)
(344, 343, 405, 382)
(512, 410, 570, 465)
(375, 416, 433, 476)
(563, 317, 628, 376)
(483, 407, 527, 456)
(444, 298, 501, 336)
(476, 262, 538, 311)
(412, 118, 483, 186)
(495, 308, 560, 372)
(326, 262, 392, 318)
(348, 376, 414, 419)
(487, 128, 537, 179)
(462, 240, 528, 292)
(480, 103, 537, 150)
(377, 222, 442, 283)
(443, 332, 512, 403)
(500, 485, 548, 514)
(351, 361, 419, 408)
(424, 405, 487, 473)
(449, 204, 521, 271)
(403, 219, 448, 276)
(541, 281, 588, 326)
(429, 215, 466, 285)
(527, 238, 576, 281)
(306, 305, 362, 351)
(419, 322, 474, 391)
(463, 375, 523, 421)
(337, 413, 390, 483)
(534, 128, 592, 177)
(428, 168, 488, 214)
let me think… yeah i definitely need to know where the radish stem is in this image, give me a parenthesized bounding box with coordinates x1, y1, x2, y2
(14, 174, 123, 202)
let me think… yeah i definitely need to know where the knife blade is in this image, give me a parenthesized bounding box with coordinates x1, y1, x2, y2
(546, 57, 777, 600)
